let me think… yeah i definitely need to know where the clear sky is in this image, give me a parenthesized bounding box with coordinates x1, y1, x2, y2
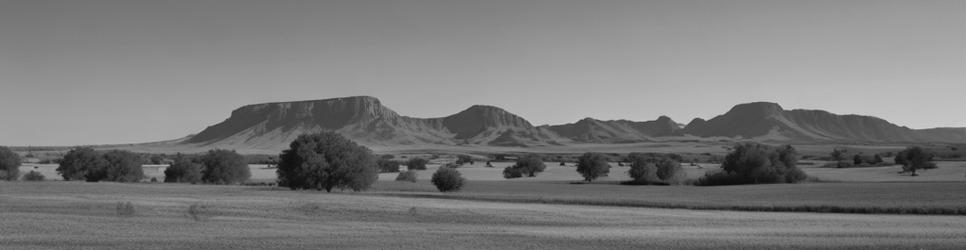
(1, 0, 964, 146)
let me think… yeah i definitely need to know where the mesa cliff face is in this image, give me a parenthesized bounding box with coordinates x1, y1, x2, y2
(182, 97, 965, 152)
(185, 96, 565, 151)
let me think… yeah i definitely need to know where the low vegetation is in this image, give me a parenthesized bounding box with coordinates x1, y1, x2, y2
(377, 158, 402, 173)
(395, 171, 417, 182)
(576, 152, 610, 182)
(164, 154, 203, 184)
(895, 146, 938, 176)
(625, 153, 685, 185)
(22, 170, 44, 181)
(406, 157, 428, 170)
(696, 142, 807, 186)
(56, 147, 144, 182)
(502, 154, 545, 178)
(0, 146, 21, 181)
(200, 149, 251, 184)
(276, 132, 377, 192)
(431, 167, 465, 192)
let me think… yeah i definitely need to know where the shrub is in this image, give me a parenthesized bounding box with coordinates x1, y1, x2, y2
(164, 154, 203, 184)
(895, 146, 936, 176)
(576, 152, 610, 182)
(407, 158, 428, 170)
(200, 149, 250, 185)
(57, 147, 106, 181)
(116, 201, 136, 217)
(395, 171, 417, 182)
(0, 146, 21, 181)
(456, 155, 474, 165)
(513, 154, 546, 177)
(431, 167, 465, 192)
(22, 171, 45, 181)
(627, 153, 684, 184)
(99, 150, 144, 182)
(377, 158, 402, 173)
(277, 132, 378, 192)
(503, 166, 523, 179)
(696, 142, 807, 186)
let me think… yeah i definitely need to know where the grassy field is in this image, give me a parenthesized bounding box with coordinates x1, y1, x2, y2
(3, 181, 966, 249)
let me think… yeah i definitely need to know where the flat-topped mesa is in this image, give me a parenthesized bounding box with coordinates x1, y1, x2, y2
(187, 96, 402, 144)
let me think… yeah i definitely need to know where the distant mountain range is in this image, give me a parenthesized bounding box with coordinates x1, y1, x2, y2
(180, 96, 966, 151)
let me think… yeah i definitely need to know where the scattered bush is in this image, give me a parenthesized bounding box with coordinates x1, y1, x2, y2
(576, 152, 610, 182)
(895, 146, 936, 176)
(503, 166, 523, 179)
(696, 142, 807, 186)
(200, 149, 251, 185)
(456, 155, 474, 165)
(22, 171, 45, 181)
(395, 171, 417, 182)
(57, 147, 106, 181)
(626, 153, 685, 185)
(377, 158, 402, 173)
(0, 146, 21, 181)
(98, 150, 145, 182)
(406, 158, 429, 170)
(501, 154, 545, 178)
(431, 167, 465, 192)
(164, 154, 203, 184)
(116, 201, 136, 217)
(277, 132, 377, 192)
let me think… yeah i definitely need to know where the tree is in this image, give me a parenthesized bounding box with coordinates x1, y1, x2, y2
(508, 154, 546, 177)
(377, 158, 401, 173)
(699, 142, 806, 185)
(456, 155, 474, 165)
(200, 149, 250, 184)
(277, 132, 378, 192)
(503, 166, 523, 179)
(655, 158, 683, 183)
(576, 152, 610, 182)
(99, 150, 144, 182)
(395, 171, 417, 182)
(164, 154, 203, 183)
(406, 158, 428, 170)
(431, 167, 465, 192)
(830, 148, 848, 161)
(22, 171, 45, 181)
(895, 146, 936, 176)
(853, 154, 864, 165)
(0, 146, 21, 181)
(627, 153, 684, 184)
(873, 154, 884, 165)
(57, 147, 106, 181)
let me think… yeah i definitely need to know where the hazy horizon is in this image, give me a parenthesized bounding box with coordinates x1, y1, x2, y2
(2, 0, 964, 146)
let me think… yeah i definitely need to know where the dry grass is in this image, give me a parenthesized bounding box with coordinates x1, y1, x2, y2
(2, 182, 966, 249)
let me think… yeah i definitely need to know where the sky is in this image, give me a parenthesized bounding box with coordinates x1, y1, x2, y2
(1, 0, 964, 146)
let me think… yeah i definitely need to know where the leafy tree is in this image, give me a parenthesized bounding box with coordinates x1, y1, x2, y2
(895, 146, 936, 176)
(627, 153, 684, 184)
(698, 143, 806, 185)
(873, 154, 884, 164)
(99, 150, 144, 182)
(502, 166, 523, 179)
(406, 158, 429, 170)
(0, 146, 21, 181)
(200, 149, 250, 185)
(431, 167, 465, 192)
(277, 132, 377, 192)
(164, 154, 203, 183)
(576, 152, 610, 182)
(853, 154, 864, 165)
(830, 148, 848, 161)
(57, 147, 106, 181)
(508, 154, 546, 177)
(377, 158, 401, 173)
